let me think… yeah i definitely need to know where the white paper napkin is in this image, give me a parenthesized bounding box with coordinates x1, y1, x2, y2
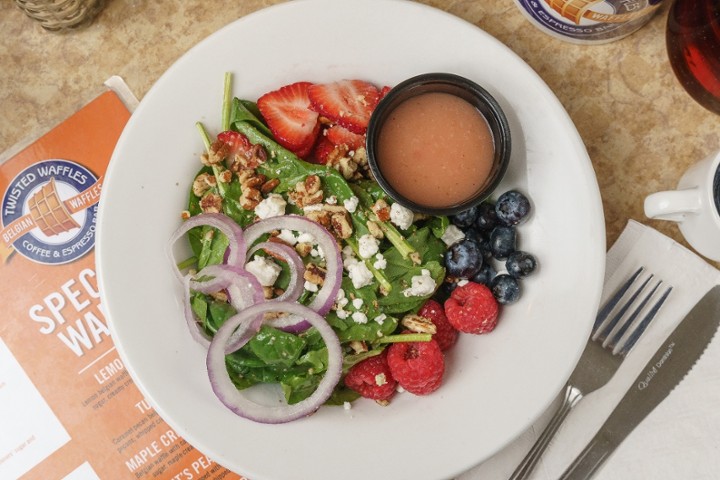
(459, 220, 720, 480)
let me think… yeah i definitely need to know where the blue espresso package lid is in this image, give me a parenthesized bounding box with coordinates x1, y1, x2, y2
(514, 0, 664, 44)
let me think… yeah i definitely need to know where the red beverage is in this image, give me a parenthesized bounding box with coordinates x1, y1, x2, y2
(666, 0, 720, 114)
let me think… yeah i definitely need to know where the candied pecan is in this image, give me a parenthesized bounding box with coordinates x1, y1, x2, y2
(210, 291, 229, 303)
(349, 341, 368, 354)
(295, 242, 313, 257)
(305, 209, 333, 228)
(401, 314, 438, 334)
(236, 169, 255, 184)
(192, 172, 217, 197)
(261, 178, 280, 194)
(366, 220, 384, 239)
(336, 157, 358, 180)
(239, 188, 261, 210)
(303, 263, 326, 286)
(304, 175, 321, 195)
(201, 140, 230, 166)
(244, 144, 267, 168)
(289, 175, 324, 207)
(217, 168, 233, 183)
(199, 192, 223, 213)
(330, 211, 353, 239)
(326, 144, 350, 166)
(353, 147, 368, 165)
(372, 199, 391, 222)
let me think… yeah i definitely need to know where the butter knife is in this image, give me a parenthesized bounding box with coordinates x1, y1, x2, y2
(559, 284, 720, 480)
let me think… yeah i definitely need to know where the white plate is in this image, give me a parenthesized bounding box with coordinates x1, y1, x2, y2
(96, 1, 606, 479)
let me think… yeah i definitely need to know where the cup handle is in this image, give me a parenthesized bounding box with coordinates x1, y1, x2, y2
(644, 189, 701, 222)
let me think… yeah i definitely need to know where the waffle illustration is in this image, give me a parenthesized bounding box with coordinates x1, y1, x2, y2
(27, 178, 81, 236)
(545, 0, 604, 24)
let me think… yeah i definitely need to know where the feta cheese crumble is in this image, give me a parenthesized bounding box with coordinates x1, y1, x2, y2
(402, 269, 436, 297)
(304, 280, 319, 293)
(352, 298, 364, 310)
(390, 202, 414, 230)
(335, 289, 349, 309)
(358, 234, 380, 259)
(245, 256, 282, 287)
(343, 196, 359, 213)
(347, 262, 374, 289)
(254, 193, 286, 219)
(441, 224, 465, 246)
(374, 313, 387, 324)
(351, 311, 368, 324)
(297, 232, 315, 244)
(373, 253, 387, 270)
(277, 229, 298, 246)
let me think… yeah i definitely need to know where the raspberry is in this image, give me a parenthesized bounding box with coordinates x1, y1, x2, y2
(344, 352, 396, 401)
(387, 336, 445, 395)
(444, 281, 499, 334)
(417, 299, 458, 351)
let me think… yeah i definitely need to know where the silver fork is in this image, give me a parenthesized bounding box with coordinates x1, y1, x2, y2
(508, 267, 672, 480)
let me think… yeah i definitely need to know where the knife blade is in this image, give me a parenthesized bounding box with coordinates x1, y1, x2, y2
(558, 284, 720, 480)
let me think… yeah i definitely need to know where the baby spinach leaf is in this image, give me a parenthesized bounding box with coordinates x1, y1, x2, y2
(249, 325, 307, 368)
(230, 98, 272, 138)
(377, 260, 444, 314)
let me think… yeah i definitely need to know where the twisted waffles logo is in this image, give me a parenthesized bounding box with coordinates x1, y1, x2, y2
(1, 159, 102, 265)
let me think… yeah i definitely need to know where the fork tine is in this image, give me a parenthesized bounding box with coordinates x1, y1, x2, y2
(594, 273, 654, 342)
(615, 285, 673, 356)
(603, 279, 662, 349)
(592, 266, 644, 331)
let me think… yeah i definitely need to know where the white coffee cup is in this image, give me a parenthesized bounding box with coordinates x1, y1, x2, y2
(644, 150, 720, 261)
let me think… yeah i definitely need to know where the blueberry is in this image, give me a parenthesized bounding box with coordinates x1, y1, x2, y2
(489, 226, 516, 260)
(450, 205, 479, 229)
(506, 251, 537, 278)
(471, 262, 497, 286)
(477, 234, 493, 261)
(495, 190, 531, 226)
(491, 274, 521, 305)
(444, 238, 483, 278)
(475, 202, 498, 233)
(462, 228, 482, 244)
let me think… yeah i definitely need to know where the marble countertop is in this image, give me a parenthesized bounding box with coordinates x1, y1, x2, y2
(3, 0, 720, 258)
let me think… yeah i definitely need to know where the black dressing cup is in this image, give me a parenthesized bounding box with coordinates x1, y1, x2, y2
(365, 72, 512, 216)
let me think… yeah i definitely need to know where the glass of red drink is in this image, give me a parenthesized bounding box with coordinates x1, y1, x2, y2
(666, 0, 720, 114)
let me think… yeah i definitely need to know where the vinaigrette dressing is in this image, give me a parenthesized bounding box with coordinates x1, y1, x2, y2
(376, 92, 495, 209)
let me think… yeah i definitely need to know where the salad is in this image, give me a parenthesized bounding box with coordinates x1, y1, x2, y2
(170, 73, 534, 424)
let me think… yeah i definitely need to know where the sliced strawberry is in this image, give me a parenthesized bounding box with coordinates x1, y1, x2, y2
(216, 130, 252, 155)
(307, 80, 380, 134)
(325, 125, 366, 150)
(257, 81, 320, 158)
(309, 135, 336, 164)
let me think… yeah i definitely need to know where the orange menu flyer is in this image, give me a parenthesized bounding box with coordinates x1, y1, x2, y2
(0, 83, 245, 480)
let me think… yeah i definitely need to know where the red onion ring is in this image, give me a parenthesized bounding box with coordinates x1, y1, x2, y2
(191, 264, 265, 353)
(206, 301, 343, 424)
(191, 264, 263, 312)
(244, 215, 342, 316)
(182, 274, 212, 349)
(169, 212, 247, 281)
